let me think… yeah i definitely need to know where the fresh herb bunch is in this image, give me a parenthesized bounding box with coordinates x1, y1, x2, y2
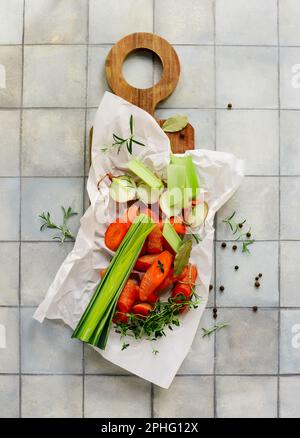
(102, 115, 145, 154)
(202, 322, 229, 338)
(115, 292, 202, 341)
(222, 211, 254, 253)
(39, 206, 77, 244)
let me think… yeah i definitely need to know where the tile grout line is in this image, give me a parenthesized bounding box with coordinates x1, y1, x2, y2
(81, 0, 90, 419)
(277, 0, 281, 419)
(18, 0, 26, 419)
(212, 0, 217, 419)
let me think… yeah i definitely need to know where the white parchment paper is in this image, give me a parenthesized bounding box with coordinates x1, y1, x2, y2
(34, 92, 244, 388)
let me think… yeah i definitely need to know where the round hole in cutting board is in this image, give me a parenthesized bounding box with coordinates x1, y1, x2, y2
(122, 49, 163, 89)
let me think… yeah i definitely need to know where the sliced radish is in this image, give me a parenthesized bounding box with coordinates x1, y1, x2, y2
(159, 190, 182, 218)
(109, 175, 137, 203)
(137, 182, 161, 204)
(186, 201, 208, 228)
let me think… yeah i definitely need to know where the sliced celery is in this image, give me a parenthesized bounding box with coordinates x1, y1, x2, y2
(162, 221, 182, 253)
(170, 154, 199, 199)
(127, 159, 163, 189)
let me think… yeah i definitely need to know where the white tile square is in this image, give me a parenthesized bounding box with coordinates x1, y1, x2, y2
(0, 0, 23, 44)
(216, 376, 277, 418)
(281, 242, 300, 307)
(0, 46, 22, 107)
(0, 110, 20, 176)
(25, 0, 88, 44)
(216, 0, 278, 45)
(89, 0, 153, 44)
(155, 46, 214, 108)
(216, 309, 278, 374)
(0, 243, 19, 306)
(216, 46, 278, 109)
(21, 177, 83, 241)
(22, 109, 85, 176)
(22, 375, 82, 418)
(279, 0, 300, 46)
(153, 376, 214, 418)
(155, 0, 214, 44)
(84, 345, 129, 375)
(23, 46, 86, 107)
(217, 177, 279, 241)
(0, 178, 20, 241)
(84, 376, 151, 418)
(280, 376, 300, 418)
(216, 110, 279, 175)
(216, 242, 279, 307)
(21, 242, 73, 306)
(0, 376, 19, 418)
(280, 110, 300, 175)
(280, 47, 300, 109)
(280, 177, 300, 239)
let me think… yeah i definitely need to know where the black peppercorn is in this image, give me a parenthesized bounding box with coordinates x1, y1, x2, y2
(238, 223, 243, 229)
(259, 273, 262, 278)
(219, 285, 225, 292)
(227, 103, 232, 109)
(213, 308, 218, 319)
(234, 265, 239, 270)
(255, 281, 260, 288)
(221, 242, 227, 248)
(209, 284, 213, 291)
(252, 306, 258, 312)
(246, 232, 251, 238)
(255, 276, 259, 281)
(232, 245, 237, 251)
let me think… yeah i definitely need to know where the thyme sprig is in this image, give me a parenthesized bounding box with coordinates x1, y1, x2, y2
(202, 322, 229, 338)
(115, 292, 202, 341)
(102, 115, 145, 154)
(39, 206, 77, 244)
(222, 211, 254, 254)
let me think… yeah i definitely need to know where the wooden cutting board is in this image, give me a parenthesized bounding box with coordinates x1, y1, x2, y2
(90, 32, 195, 154)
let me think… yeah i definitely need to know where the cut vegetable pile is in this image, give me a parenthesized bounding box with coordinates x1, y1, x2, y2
(72, 153, 209, 350)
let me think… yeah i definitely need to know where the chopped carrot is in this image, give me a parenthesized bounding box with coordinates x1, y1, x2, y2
(155, 268, 175, 293)
(136, 286, 158, 304)
(171, 264, 198, 300)
(104, 220, 129, 251)
(132, 303, 152, 317)
(162, 237, 176, 255)
(147, 225, 163, 254)
(170, 216, 186, 235)
(117, 279, 138, 314)
(135, 254, 160, 271)
(113, 311, 128, 324)
(141, 206, 159, 223)
(139, 251, 173, 301)
(120, 204, 139, 225)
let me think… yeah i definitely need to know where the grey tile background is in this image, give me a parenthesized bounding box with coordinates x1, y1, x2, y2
(0, 0, 299, 418)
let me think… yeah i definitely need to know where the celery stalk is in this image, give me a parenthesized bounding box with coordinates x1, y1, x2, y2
(127, 159, 163, 189)
(170, 154, 199, 199)
(162, 221, 182, 253)
(72, 214, 155, 349)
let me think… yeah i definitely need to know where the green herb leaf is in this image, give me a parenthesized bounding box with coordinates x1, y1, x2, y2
(202, 322, 229, 338)
(223, 212, 255, 254)
(39, 206, 77, 244)
(152, 348, 159, 355)
(162, 115, 188, 133)
(158, 260, 165, 274)
(104, 116, 146, 155)
(121, 342, 130, 351)
(173, 238, 193, 276)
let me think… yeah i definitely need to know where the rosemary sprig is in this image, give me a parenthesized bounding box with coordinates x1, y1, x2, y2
(115, 292, 202, 341)
(39, 206, 77, 244)
(222, 211, 254, 254)
(102, 115, 145, 154)
(202, 322, 229, 338)
(121, 342, 130, 351)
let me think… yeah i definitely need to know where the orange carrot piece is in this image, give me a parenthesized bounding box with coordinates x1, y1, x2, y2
(147, 225, 163, 254)
(104, 220, 129, 251)
(132, 303, 152, 317)
(155, 268, 175, 293)
(113, 311, 128, 324)
(171, 264, 198, 300)
(139, 251, 173, 301)
(135, 254, 160, 271)
(117, 279, 138, 314)
(99, 268, 107, 279)
(136, 286, 159, 304)
(170, 216, 186, 235)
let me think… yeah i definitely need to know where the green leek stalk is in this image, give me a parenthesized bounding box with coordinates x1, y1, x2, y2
(72, 214, 155, 349)
(162, 221, 182, 253)
(127, 159, 163, 189)
(170, 154, 199, 199)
